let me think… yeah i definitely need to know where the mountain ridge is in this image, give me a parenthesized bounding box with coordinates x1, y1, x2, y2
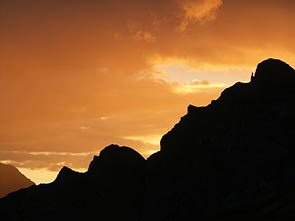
(1, 58, 295, 220)
(144, 58, 295, 220)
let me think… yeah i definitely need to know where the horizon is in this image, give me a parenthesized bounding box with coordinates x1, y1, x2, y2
(1, 0, 295, 184)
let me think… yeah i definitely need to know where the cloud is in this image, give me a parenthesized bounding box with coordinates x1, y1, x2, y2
(134, 30, 156, 42)
(179, 0, 223, 30)
(171, 81, 226, 94)
(0, 151, 94, 171)
(123, 134, 162, 146)
(192, 79, 210, 85)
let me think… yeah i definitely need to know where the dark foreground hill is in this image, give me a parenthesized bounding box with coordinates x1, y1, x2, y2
(0, 163, 34, 198)
(1, 58, 295, 220)
(0, 145, 145, 221)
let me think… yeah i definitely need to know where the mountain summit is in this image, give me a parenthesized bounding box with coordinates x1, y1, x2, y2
(1, 59, 295, 220)
(253, 58, 295, 86)
(0, 163, 34, 198)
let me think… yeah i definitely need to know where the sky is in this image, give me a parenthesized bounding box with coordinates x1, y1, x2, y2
(1, 0, 295, 184)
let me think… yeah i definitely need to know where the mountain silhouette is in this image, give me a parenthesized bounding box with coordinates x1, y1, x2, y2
(144, 58, 295, 220)
(0, 162, 35, 198)
(1, 58, 295, 220)
(0, 145, 145, 221)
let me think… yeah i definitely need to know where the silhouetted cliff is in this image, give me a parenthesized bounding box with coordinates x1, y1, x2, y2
(144, 58, 295, 219)
(1, 59, 295, 220)
(0, 163, 35, 198)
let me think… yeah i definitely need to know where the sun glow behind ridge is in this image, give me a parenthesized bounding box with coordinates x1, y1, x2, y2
(1, 0, 295, 184)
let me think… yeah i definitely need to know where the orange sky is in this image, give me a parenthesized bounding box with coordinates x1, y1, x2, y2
(1, 0, 295, 184)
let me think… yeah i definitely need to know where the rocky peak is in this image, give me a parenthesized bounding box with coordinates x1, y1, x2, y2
(252, 58, 295, 88)
(87, 144, 145, 175)
(54, 166, 81, 184)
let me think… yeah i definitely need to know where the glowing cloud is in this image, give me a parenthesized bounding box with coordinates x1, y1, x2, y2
(179, 0, 223, 30)
(171, 81, 227, 94)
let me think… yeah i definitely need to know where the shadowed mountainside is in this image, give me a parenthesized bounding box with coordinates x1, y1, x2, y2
(144, 58, 295, 220)
(0, 145, 145, 221)
(1, 58, 295, 220)
(0, 163, 35, 198)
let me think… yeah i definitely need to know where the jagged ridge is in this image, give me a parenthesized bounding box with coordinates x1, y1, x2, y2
(1, 59, 295, 220)
(145, 58, 295, 220)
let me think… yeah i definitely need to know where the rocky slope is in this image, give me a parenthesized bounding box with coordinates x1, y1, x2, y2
(0, 162, 35, 198)
(1, 58, 295, 220)
(143, 58, 295, 220)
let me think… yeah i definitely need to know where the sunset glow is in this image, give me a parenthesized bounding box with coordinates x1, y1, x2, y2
(1, 0, 295, 184)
